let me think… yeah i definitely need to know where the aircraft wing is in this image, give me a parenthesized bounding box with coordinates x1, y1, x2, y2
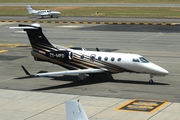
(21, 66, 106, 77)
(66, 100, 88, 120)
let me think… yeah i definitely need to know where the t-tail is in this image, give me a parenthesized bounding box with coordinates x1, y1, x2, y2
(65, 100, 88, 120)
(27, 5, 36, 14)
(10, 23, 59, 62)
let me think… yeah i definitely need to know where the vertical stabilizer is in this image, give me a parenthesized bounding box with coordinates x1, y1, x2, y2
(66, 100, 88, 120)
(10, 24, 56, 51)
(27, 5, 36, 14)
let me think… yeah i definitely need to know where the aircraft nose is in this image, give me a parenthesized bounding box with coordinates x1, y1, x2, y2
(143, 63, 169, 76)
(157, 66, 169, 75)
(152, 63, 169, 75)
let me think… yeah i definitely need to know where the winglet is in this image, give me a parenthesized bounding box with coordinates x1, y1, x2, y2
(21, 65, 31, 76)
(65, 100, 88, 120)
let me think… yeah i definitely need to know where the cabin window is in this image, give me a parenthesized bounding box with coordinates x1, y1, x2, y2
(139, 57, 149, 63)
(81, 55, 84, 59)
(111, 57, 115, 61)
(90, 54, 96, 61)
(132, 59, 140, 62)
(98, 56, 102, 61)
(104, 57, 108, 61)
(117, 58, 121, 61)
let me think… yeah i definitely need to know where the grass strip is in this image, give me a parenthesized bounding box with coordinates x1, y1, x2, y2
(1, 6, 180, 18)
(1, 0, 180, 3)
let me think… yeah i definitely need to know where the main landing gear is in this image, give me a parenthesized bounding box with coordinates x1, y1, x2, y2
(77, 74, 95, 81)
(77, 74, 86, 81)
(149, 75, 154, 84)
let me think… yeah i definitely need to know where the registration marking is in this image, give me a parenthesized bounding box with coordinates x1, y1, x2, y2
(115, 99, 168, 113)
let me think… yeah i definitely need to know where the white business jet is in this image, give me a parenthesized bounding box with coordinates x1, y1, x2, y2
(27, 5, 61, 18)
(10, 24, 169, 84)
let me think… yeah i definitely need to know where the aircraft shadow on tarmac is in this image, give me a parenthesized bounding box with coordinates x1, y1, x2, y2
(15, 74, 169, 91)
(75, 24, 180, 33)
(28, 16, 54, 19)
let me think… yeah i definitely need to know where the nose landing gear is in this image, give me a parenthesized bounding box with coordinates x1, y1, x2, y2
(149, 75, 154, 84)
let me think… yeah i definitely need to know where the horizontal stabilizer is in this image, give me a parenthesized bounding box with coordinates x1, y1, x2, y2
(21, 65, 32, 76)
(9, 23, 40, 30)
(9, 26, 37, 29)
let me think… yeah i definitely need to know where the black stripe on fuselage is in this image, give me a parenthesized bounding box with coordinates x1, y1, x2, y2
(72, 52, 135, 73)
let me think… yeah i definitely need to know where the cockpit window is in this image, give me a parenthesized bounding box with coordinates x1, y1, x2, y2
(132, 59, 140, 62)
(139, 57, 149, 63)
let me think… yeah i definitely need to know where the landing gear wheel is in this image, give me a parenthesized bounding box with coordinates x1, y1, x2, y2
(77, 77, 82, 82)
(89, 74, 95, 78)
(149, 79, 154, 84)
(77, 74, 86, 82)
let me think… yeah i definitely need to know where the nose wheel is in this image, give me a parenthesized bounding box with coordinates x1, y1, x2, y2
(149, 75, 154, 84)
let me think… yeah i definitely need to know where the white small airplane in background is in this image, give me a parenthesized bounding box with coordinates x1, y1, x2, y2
(66, 100, 88, 120)
(9, 23, 169, 84)
(27, 5, 61, 18)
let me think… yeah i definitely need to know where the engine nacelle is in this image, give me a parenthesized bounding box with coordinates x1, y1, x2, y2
(46, 51, 73, 61)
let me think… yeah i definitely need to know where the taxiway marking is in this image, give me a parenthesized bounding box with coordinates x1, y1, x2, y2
(0, 43, 27, 48)
(0, 50, 8, 53)
(115, 99, 169, 113)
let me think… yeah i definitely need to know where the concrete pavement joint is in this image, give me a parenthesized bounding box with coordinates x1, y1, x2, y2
(24, 95, 80, 120)
(23, 103, 62, 120)
(89, 99, 126, 119)
(0, 77, 14, 82)
(147, 102, 173, 120)
(139, 33, 164, 41)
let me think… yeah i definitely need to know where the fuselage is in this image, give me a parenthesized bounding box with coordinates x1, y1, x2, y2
(32, 46, 169, 76)
(32, 10, 60, 16)
(69, 50, 169, 76)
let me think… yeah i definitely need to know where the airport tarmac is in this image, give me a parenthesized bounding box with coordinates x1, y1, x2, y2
(1, 16, 180, 23)
(0, 22, 180, 119)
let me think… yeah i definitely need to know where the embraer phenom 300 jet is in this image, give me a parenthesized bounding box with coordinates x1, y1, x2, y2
(10, 24, 169, 84)
(27, 6, 61, 18)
